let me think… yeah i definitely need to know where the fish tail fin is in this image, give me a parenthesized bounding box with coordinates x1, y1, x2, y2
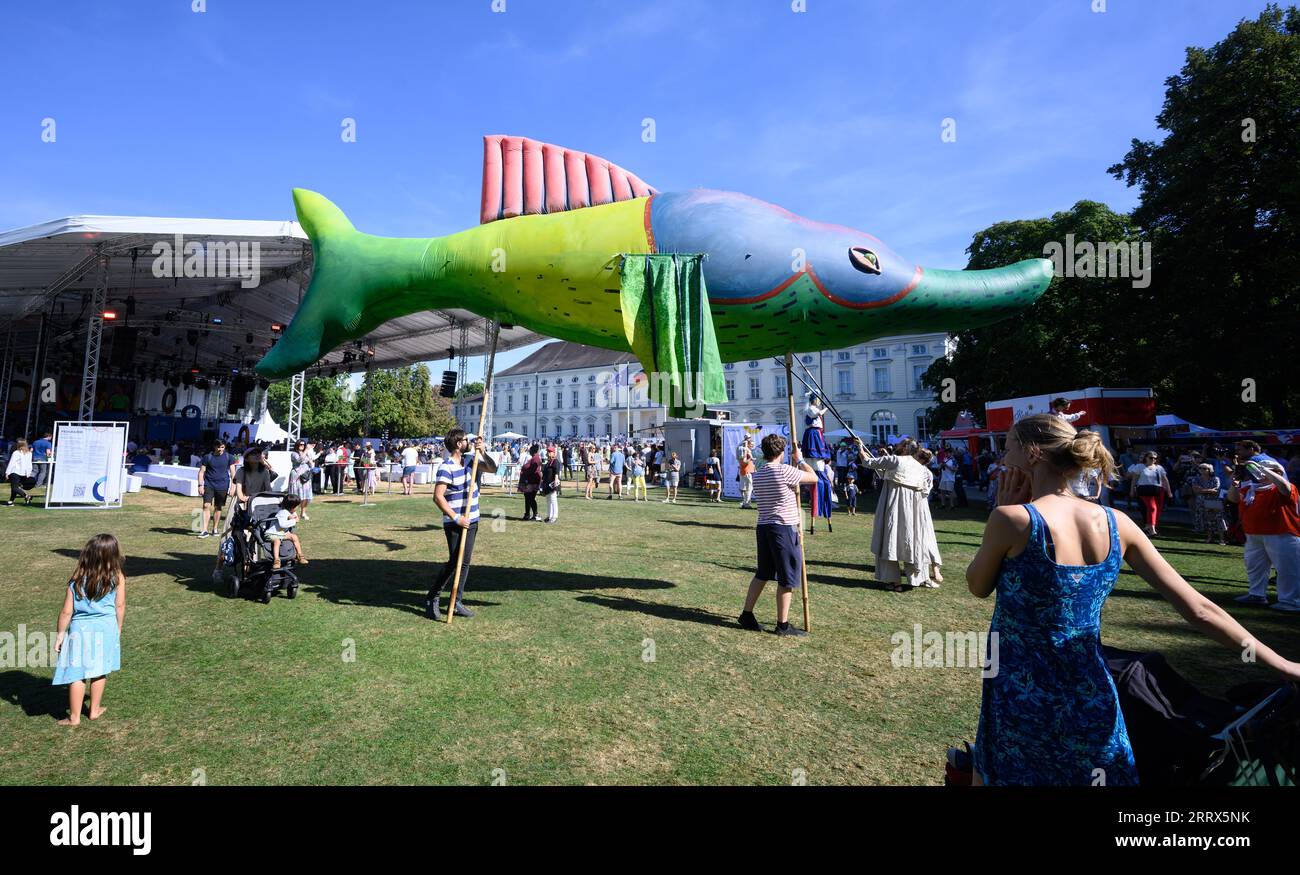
(294, 187, 357, 240)
(257, 189, 430, 378)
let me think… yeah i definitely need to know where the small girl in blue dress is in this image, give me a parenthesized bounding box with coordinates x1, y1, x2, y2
(53, 533, 125, 726)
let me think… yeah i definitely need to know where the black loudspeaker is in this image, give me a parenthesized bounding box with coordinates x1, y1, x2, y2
(227, 377, 248, 414)
(439, 370, 458, 398)
(109, 328, 138, 370)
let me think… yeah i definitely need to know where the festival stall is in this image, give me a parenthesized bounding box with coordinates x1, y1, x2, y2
(984, 387, 1156, 451)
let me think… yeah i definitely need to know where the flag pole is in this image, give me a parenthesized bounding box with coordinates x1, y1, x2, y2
(784, 352, 812, 632)
(447, 320, 500, 625)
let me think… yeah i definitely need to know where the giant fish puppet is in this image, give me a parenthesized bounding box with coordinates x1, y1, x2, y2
(256, 135, 1052, 380)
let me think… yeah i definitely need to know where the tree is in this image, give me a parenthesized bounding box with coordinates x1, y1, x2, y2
(359, 364, 456, 438)
(1108, 4, 1300, 427)
(923, 201, 1144, 429)
(267, 375, 361, 441)
(454, 381, 483, 400)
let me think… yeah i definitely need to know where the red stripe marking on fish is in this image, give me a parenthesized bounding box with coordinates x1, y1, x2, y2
(643, 196, 658, 254)
(811, 263, 924, 310)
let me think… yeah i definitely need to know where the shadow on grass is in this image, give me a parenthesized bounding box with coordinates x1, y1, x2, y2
(55, 545, 677, 618)
(302, 561, 677, 616)
(0, 670, 64, 719)
(574, 594, 734, 628)
(343, 531, 408, 552)
(658, 519, 753, 531)
(700, 559, 883, 590)
(54, 547, 218, 593)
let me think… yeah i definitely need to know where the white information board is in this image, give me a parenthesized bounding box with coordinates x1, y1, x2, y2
(47, 421, 129, 509)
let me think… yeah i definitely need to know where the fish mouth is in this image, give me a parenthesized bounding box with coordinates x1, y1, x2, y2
(904, 257, 1053, 323)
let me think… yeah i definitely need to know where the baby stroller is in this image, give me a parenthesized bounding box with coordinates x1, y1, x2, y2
(214, 492, 301, 603)
(1104, 647, 1299, 786)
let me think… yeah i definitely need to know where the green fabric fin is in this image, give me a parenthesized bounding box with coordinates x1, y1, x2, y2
(619, 254, 728, 419)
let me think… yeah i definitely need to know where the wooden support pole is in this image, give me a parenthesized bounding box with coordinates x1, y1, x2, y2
(784, 353, 811, 632)
(446, 321, 500, 625)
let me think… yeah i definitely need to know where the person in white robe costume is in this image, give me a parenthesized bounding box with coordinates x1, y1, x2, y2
(855, 438, 942, 591)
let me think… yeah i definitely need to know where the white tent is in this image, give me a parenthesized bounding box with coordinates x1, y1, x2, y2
(494, 431, 527, 440)
(252, 409, 290, 443)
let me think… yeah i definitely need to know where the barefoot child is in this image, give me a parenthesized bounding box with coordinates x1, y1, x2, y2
(53, 534, 125, 725)
(267, 496, 310, 569)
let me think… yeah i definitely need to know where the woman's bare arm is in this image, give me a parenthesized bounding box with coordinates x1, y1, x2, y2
(967, 507, 1025, 598)
(1116, 512, 1300, 680)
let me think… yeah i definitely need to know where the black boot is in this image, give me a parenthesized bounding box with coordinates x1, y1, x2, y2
(424, 597, 442, 621)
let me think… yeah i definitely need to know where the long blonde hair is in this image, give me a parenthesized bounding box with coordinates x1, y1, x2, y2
(1010, 414, 1115, 480)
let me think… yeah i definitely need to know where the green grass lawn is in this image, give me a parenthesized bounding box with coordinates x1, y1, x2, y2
(1, 479, 1296, 786)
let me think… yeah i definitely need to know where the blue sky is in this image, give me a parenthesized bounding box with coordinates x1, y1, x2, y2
(0, 0, 1271, 376)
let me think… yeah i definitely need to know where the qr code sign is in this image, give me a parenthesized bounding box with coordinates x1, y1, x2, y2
(73, 484, 85, 498)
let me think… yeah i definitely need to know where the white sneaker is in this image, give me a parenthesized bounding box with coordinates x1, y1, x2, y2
(1234, 594, 1269, 605)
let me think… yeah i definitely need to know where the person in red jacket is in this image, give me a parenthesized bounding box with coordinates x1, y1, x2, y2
(1230, 458, 1300, 612)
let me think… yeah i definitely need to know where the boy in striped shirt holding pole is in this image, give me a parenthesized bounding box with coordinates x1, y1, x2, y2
(425, 429, 497, 622)
(739, 433, 819, 636)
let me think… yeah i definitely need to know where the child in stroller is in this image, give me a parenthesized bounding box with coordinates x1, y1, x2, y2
(216, 492, 305, 602)
(265, 495, 310, 569)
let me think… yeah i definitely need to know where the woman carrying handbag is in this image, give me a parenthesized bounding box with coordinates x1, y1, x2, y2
(518, 443, 543, 521)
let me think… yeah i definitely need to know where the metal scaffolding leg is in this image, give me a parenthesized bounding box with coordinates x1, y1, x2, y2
(24, 310, 50, 439)
(481, 318, 497, 441)
(78, 256, 111, 422)
(0, 328, 13, 440)
(456, 321, 469, 391)
(363, 356, 374, 437)
(287, 371, 305, 447)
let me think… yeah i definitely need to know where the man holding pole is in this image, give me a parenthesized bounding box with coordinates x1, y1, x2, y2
(425, 428, 497, 622)
(738, 433, 818, 636)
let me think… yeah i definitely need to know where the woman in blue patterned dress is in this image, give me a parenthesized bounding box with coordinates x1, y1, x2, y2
(966, 414, 1300, 785)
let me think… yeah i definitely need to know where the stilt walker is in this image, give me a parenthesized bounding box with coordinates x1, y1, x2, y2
(447, 320, 500, 625)
(784, 353, 812, 632)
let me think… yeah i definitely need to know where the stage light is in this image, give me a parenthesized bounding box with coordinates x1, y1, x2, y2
(271, 323, 283, 333)
(102, 310, 118, 320)
(211, 317, 223, 325)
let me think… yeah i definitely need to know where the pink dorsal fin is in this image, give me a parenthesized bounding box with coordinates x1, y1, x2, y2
(480, 135, 657, 224)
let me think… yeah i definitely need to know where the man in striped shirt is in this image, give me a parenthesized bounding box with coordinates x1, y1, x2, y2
(739, 433, 819, 636)
(425, 429, 498, 621)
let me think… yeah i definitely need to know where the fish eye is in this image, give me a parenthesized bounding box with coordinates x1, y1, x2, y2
(848, 246, 881, 274)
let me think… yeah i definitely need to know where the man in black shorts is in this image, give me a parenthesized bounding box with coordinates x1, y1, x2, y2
(198, 439, 237, 538)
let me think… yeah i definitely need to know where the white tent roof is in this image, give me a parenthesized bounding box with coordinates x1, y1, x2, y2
(254, 409, 290, 443)
(0, 213, 546, 383)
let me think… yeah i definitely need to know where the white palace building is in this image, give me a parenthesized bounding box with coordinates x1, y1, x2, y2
(453, 332, 953, 445)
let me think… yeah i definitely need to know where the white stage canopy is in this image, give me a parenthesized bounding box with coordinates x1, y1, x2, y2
(0, 213, 547, 384)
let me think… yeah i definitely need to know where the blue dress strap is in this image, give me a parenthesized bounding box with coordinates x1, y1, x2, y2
(1103, 506, 1119, 563)
(1022, 503, 1049, 561)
